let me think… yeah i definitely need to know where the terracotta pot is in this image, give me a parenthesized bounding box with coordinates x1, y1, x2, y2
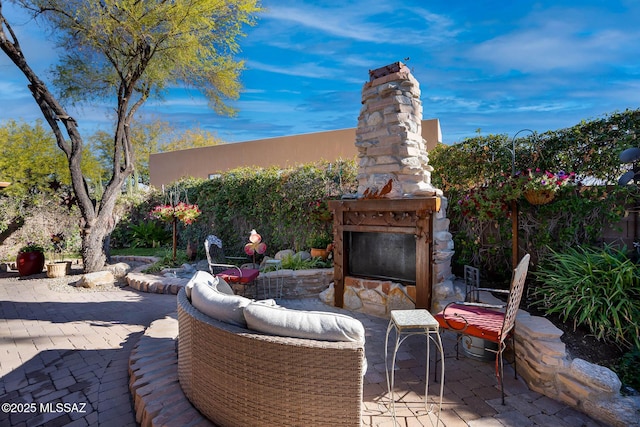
(16, 251, 45, 277)
(310, 248, 329, 260)
(524, 189, 555, 205)
(46, 262, 67, 278)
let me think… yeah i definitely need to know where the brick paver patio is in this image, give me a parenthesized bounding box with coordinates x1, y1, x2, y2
(0, 272, 604, 426)
(0, 273, 176, 426)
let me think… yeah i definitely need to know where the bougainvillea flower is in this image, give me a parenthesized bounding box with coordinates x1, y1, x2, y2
(244, 229, 267, 255)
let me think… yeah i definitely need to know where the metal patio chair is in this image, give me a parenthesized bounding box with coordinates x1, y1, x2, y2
(434, 254, 530, 404)
(204, 235, 259, 288)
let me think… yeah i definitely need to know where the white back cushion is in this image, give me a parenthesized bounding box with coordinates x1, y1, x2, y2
(244, 302, 365, 343)
(191, 281, 251, 327)
(185, 270, 233, 299)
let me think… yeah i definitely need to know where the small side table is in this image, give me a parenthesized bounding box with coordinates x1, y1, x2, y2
(263, 259, 283, 298)
(385, 309, 445, 424)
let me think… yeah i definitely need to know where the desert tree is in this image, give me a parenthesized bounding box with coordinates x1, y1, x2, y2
(0, 0, 261, 271)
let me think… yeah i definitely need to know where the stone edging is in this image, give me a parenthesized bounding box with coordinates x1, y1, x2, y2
(112, 256, 189, 295)
(128, 314, 214, 427)
(113, 255, 334, 298)
(126, 273, 189, 295)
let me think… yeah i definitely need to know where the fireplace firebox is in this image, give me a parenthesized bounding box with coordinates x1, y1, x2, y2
(328, 197, 440, 309)
(348, 232, 416, 283)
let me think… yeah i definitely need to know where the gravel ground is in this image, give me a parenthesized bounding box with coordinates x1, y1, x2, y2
(0, 264, 130, 293)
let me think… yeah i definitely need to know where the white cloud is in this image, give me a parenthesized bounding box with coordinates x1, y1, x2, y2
(267, 6, 382, 43)
(468, 11, 637, 73)
(264, 2, 458, 47)
(246, 60, 337, 79)
(0, 80, 29, 98)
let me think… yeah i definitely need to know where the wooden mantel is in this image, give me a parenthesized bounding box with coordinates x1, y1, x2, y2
(328, 197, 441, 310)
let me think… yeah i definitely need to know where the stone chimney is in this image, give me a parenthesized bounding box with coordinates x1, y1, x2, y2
(355, 62, 441, 198)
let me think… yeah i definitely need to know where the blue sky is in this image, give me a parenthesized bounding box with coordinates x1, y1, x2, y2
(1, 0, 640, 144)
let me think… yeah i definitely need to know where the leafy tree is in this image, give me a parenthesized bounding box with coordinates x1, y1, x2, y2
(0, 0, 261, 271)
(0, 119, 103, 197)
(0, 119, 68, 196)
(89, 118, 174, 186)
(160, 127, 224, 153)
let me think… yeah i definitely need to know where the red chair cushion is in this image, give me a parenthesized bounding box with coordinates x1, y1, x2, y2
(217, 268, 259, 284)
(434, 304, 505, 343)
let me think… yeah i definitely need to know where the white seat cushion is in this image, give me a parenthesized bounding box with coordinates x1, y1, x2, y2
(244, 302, 366, 343)
(191, 280, 251, 327)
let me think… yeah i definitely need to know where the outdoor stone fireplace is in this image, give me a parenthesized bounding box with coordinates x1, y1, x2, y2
(328, 62, 455, 313)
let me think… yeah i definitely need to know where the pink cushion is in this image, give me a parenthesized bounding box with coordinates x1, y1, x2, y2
(434, 304, 505, 342)
(217, 268, 259, 284)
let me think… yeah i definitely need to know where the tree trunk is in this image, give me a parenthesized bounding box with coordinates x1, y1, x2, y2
(82, 220, 109, 273)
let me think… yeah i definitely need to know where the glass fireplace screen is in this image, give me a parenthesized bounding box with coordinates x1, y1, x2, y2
(347, 231, 416, 283)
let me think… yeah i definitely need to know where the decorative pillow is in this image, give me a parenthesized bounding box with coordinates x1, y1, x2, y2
(243, 303, 366, 343)
(185, 270, 233, 300)
(191, 281, 251, 327)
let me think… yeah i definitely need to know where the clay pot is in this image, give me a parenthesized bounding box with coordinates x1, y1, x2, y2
(46, 262, 67, 278)
(16, 251, 45, 277)
(310, 248, 329, 260)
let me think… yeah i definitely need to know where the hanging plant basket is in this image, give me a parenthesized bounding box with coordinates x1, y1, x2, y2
(524, 189, 555, 205)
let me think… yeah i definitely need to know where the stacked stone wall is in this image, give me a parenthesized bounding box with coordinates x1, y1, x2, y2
(515, 312, 639, 427)
(355, 62, 440, 198)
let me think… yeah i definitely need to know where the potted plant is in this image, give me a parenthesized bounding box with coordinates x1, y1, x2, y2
(46, 233, 69, 278)
(519, 169, 575, 205)
(307, 231, 333, 260)
(16, 242, 45, 277)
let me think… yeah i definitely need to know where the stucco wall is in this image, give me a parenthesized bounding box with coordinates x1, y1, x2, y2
(149, 119, 441, 187)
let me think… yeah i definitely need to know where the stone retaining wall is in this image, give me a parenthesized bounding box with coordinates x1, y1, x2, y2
(256, 268, 333, 299)
(515, 312, 639, 427)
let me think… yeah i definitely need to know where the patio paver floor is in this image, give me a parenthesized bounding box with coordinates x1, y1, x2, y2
(0, 273, 605, 426)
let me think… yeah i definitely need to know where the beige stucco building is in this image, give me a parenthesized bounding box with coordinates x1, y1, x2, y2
(149, 119, 442, 188)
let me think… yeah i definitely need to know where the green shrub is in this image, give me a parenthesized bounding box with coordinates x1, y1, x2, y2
(108, 161, 353, 259)
(616, 346, 640, 392)
(143, 250, 188, 272)
(130, 221, 171, 248)
(533, 245, 640, 349)
(306, 230, 333, 249)
(277, 253, 331, 270)
(430, 109, 640, 281)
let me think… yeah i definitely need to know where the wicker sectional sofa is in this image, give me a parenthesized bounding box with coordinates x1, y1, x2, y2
(177, 277, 366, 427)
